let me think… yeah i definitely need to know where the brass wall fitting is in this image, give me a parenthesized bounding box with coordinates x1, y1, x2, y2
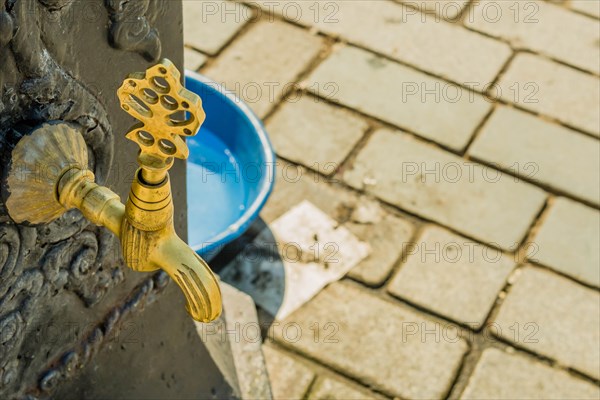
(5, 60, 222, 323)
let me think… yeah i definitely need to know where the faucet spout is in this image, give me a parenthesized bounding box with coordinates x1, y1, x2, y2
(56, 165, 222, 322)
(152, 233, 222, 322)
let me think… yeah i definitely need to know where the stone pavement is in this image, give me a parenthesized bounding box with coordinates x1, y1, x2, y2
(183, 0, 600, 398)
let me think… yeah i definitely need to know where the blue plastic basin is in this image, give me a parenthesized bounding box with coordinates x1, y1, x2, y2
(184, 72, 275, 255)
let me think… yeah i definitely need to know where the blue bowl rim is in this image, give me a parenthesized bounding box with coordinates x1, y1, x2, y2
(185, 70, 276, 254)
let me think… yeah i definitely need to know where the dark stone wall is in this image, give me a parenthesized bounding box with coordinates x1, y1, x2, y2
(54, 280, 234, 400)
(0, 1, 230, 397)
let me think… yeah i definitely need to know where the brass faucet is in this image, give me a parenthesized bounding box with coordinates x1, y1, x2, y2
(5, 59, 222, 323)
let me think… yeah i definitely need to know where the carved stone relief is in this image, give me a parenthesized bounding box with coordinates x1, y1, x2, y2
(105, 0, 163, 62)
(0, 0, 169, 397)
(0, 0, 117, 395)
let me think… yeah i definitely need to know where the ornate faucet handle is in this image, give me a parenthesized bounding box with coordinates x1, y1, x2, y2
(117, 59, 205, 169)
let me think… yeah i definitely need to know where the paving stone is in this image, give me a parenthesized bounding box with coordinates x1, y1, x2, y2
(531, 198, 600, 287)
(346, 206, 416, 286)
(308, 46, 492, 151)
(492, 267, 600, 379)
(204, 20, 323, 118)
(462, 348, 600, 399)
(349, 196, 385, 225)
(183, 48, 207, 71)
(399, 0, 470, 19)
(261, 162, 416, 285)
(497, 53, 600, 137)
(263, 345, 315, 399)
(266, 97, 368, 175)
(342, 129, 547, 250)
(308, 376, 380, 400)
(466, 0, 600, 74)
(569, 0, 600, 18)
(252, 0, 511, 85)
(260, 162, 356, 224)
(273, 281, 468, 399)
(469, 106, 600, 205)
(553, 0, 600, 18)
(183, 0, 251, 55)
(388, 226, 515, 328)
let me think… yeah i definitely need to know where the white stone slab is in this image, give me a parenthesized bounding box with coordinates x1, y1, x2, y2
(221, 201, 370, 320)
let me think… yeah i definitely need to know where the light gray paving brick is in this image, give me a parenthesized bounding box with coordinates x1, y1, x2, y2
(531, 197, 600, 287)
(466, 0, 600, 74)
(346, 206, 416, 286)
(263, 344, 315, 399)
(204, 20, 323, 118)
(260, 162, 356, 224)
(399, 0, 470, 19)
(183, 48, 207, 71)
(462, 348, 600, 400)
(469, 106, 600, 205)
(549, 0, 600, 19)
(388, 226, 515, 328)
(569, 0, 600, 18)
(492, 267, 600, 379)
(183, 0, 251, 55)
(497, 53, 600, 137)
(308, 376, 381, 400)
(273, 281, 468, 399)
(266, 97, 368, 176)
(261, 162, 416, 285)
(251, 0, 511, 85)
(308, 46, 492, 151)
(342, 129, 547, 250)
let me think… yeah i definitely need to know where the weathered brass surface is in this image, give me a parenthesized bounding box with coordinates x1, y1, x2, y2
(6, 60, 222, 323)
(5, 122, 90, 224)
